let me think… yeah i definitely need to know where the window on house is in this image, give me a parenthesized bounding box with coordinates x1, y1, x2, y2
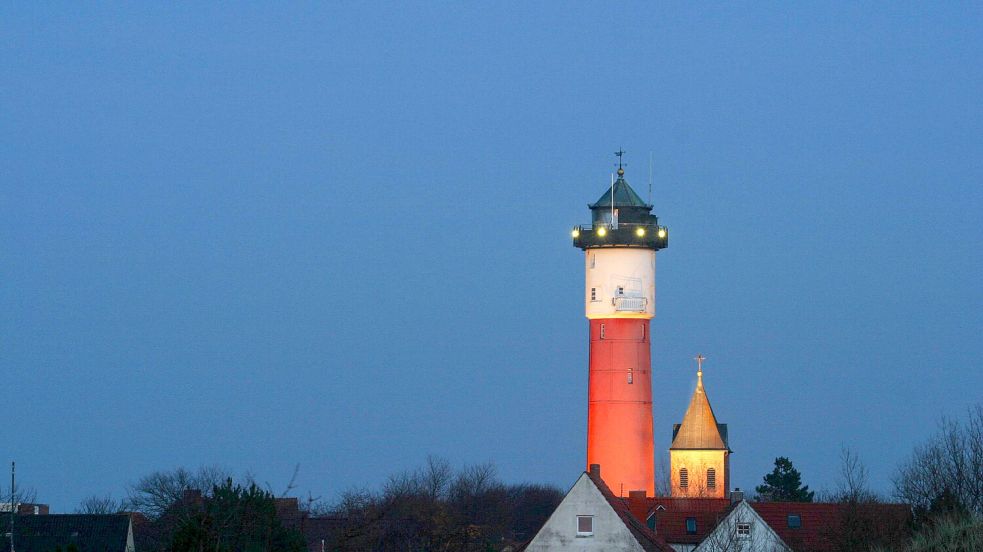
(685, 517, 697, 535)
(679, 468, 688, 488)
(787, 515, 801, 529)
(627, 369, 633, 384)
(577, 515, 593, 536)
(707, 468, 716, 489)
(736, 522, 751, 538)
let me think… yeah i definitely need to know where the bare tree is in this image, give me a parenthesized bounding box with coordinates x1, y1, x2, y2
(835, 446, 875, 503)
(893, 405, 983, 517)
(655, 454, 672, 497)
(325, 458, 561, 551)
(75, 494, 123, 514)
(123, 465, 231, 519)
(418, 455, 452, 503)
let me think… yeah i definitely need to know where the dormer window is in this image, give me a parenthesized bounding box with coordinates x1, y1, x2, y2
(685, 517, 697, 535)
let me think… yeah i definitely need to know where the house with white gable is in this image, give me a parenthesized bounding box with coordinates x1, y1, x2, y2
(692, 500, 789, 552)
(522, 465, 671, 551)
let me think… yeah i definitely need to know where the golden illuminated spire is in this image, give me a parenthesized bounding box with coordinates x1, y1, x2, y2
(670, 354, 727, 450)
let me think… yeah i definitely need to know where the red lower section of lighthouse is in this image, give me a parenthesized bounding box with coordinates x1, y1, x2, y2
(586, 317, 655, 497)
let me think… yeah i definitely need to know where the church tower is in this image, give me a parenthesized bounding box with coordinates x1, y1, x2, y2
(669, 355, 731, 498)
(572, 152, 669, 497)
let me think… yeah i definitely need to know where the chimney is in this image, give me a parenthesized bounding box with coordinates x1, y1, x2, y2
(730, 488, 744, 504)
(589, 464, 601, 478)
(628, 490, 647, 500)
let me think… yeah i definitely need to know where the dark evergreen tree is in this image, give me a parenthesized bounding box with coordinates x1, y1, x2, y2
(755, 457, 814, 502)
(170, 479, 306, 552)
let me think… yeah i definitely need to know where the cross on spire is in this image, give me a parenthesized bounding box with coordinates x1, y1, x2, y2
(695, 354, 706, 378)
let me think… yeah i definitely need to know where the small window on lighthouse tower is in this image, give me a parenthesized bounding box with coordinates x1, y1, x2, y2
(627, 369, 633, 384)
(591, 288, 597, 302)
(617, 286, 624, 295)
(590, 254, 595, 269)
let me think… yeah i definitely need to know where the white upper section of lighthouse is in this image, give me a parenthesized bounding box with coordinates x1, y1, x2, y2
(585, 248, 656, 319)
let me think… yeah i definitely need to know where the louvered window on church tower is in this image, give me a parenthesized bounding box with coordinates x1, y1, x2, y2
(679, 468, 688, 488)
(707, 468, 716, 489)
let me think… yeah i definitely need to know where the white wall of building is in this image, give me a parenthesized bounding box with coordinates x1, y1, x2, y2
(525, 473, 646, 552)
(693, 501, 789, 552)
(585, 248, 656, 319)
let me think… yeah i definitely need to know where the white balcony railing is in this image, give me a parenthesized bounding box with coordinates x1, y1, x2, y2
(613, 296, 647, 312)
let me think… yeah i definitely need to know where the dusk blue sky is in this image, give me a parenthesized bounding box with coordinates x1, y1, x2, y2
(3, 4, 981, 511)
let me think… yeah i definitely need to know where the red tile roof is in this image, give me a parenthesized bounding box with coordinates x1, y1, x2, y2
(643, 498, 732, 545)
(585, 472, 674, 552)
(750, 502, 840, 551)
(620, 497, 910, 550)
(750, 501, 911, 552)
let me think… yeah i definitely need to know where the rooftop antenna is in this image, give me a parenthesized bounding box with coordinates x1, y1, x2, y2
(610, 172, 615, 228)
(648, 151, 653, 205)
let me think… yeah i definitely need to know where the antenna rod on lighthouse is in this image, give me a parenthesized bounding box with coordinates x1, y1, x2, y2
(649, 151, 653, 205)
(610, 172, 615, 228)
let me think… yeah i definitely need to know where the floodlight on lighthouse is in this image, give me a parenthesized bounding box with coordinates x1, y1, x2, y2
(636, 227, 646, 237)
(596, 226, 607, 237)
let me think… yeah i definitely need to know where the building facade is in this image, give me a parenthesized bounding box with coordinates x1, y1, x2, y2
(669, 361, 731, 499)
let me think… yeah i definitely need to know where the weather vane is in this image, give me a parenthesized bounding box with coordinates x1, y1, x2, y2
(615, 149, 626, 176)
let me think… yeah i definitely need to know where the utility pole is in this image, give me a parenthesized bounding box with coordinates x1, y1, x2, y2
(9, 461, 14, 552)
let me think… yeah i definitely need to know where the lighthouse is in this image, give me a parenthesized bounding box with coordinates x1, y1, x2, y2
(571, 151, 668, 497)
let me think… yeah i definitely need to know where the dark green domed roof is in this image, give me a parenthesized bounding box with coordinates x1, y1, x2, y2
(589, 177, 651, 209)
